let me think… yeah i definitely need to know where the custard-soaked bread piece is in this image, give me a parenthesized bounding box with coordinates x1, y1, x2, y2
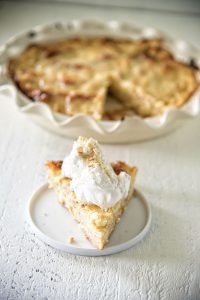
(110, 47, 199, 117)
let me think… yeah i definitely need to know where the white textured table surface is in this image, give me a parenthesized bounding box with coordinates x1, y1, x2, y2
(1, 1, 200, 299)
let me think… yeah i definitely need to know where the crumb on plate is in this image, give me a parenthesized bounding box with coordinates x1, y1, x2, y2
(67, 236, 75, 244)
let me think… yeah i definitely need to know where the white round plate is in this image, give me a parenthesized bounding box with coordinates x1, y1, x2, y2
(1, 20, 200, 143)
(27, 183, 151, 256)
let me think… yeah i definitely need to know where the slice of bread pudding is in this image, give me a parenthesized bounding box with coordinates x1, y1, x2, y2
(46, 137, 137, 249)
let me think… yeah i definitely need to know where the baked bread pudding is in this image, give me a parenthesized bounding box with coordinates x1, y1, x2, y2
(46, 136, 137, 249)
(8, 37, 199, 120)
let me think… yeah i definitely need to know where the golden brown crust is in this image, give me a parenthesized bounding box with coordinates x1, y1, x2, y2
(45, 160, 63, 170)
(9, 37, 199, 120)
(111, 160, 137, 175)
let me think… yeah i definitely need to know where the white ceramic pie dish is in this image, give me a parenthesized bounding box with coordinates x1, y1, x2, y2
(0, 20, 200, 143)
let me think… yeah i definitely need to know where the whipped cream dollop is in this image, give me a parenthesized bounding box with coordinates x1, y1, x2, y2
(61, 136, 131, 209)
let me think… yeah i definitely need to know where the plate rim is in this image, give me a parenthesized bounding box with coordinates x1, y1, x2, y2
(27, 182, 152, 256)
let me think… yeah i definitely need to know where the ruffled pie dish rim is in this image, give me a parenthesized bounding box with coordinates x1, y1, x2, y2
(0, 20, 200, 143)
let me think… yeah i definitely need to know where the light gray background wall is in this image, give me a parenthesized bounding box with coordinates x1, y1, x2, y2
(5, 0, 200, 14)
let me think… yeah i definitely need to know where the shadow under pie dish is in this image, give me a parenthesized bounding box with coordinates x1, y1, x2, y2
(1, 20, 200, 142)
